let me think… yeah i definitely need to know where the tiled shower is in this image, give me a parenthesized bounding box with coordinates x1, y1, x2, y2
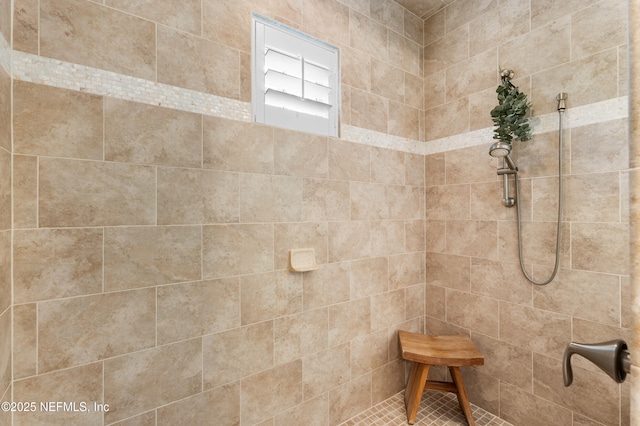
(0, 0, 638, 425)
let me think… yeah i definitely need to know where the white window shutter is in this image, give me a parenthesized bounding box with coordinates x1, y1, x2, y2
(252, 14, 339, 137)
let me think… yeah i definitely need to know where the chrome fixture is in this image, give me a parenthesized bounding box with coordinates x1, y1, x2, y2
(489, 141, 517, 207)
(489, 92, 567, 286)
(563, 340, 631, 386)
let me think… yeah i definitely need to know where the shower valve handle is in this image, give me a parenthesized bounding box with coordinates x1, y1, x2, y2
(563, 339, 630, 387)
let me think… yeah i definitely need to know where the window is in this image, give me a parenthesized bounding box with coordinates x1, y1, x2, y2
(252, 14, 340, 137)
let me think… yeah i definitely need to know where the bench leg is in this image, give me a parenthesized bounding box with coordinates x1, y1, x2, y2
(404, 362, 429, 425)
(449, 366, 475, 426)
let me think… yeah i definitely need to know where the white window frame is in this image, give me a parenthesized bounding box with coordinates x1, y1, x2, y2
(252, 13, 340, 137)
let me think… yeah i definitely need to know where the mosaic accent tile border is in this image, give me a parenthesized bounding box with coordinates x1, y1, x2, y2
(0, 33, 629, 156)
(339, 391, 513, 426)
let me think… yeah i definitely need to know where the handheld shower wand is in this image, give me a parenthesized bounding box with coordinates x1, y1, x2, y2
(489, 141, 517, 207)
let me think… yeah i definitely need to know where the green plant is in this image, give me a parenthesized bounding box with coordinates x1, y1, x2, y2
(490, 79, 532, 144)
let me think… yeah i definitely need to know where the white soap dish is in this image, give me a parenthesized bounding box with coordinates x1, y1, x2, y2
(289, 248, 319, 272)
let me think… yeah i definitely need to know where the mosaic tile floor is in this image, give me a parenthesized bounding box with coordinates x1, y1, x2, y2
(339, 391, 513, 426)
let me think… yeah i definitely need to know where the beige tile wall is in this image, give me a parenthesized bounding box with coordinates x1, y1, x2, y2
(3, 0, 636, 426)
(10, 77, 425, 424)
(423, 1, 632, 425)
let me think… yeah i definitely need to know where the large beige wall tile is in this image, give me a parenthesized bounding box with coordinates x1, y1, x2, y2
(500, 382, 573, 426)
(0, 150, 9, 232)
(157, 168, 239, 225)
(240, 174, 302, 222)
(349, 10, 388, 62)
(473, 333, 532, 391)
(425, 152, 445, 186)
(533, 269, 621, 325)
(426, 184, 470, 220)
(13, 363, 103, 426)
(40, 0, 156, 80)
(351, 182, 388, 220)
(389, 101, 420, 140)
(341, 46, 372, 91)
(446, 289, 499, 337)
(424, 97, 469, 141)
(372, 147, 405, 185)
(39, 158, 156, 227)
(426, 252, 470, 291)
(240, 360, 302, 425)
(423, 8, 445, 45)
(470, 258, 532, 305)
(570, 0, 627, 60)
(105, 98, 203, 168)
(0, 232, 7, 314)
(445, 0, 496, 32)
(372, 59, 404, 102)
(446, 220, 498, 259)
(423, 24, 468, 76)
(203, 117, 274, 174)
(350, 330, 387, 377)
(275, 308, 328, 365)
(104, 339, 202, 423)
(372, 359, 405, 404)
(302, 178, 350, 222)
(275, 395, 329, 426)
(274, 129, 328, 178)
(13, 304, 36, 379)
(371, 220, 404, 257)
(328, 139, 371, 182)
(329, 298, 371, 346)
(0, 309, 9, 397)
(13, 81, 103, 159)
(350, 88, 388, 134)
(38, 288, 156, 373)
(328, 221, 371, 262)
(532, 49, 618, 115)
(13, 228, 103, 303)
(202, 0, 253, 52)
(498, 17, 570, 79)
(564, 172, 620, 222)
(240, 271, 302, 325)
(371, 289, 406, 331)
(107, 0, 201, 35)
(303, 262, 350, 310)
(203, 321, 274, 389)
(531, 0, 598, 30)
(157, 383, 240, 426)
(157, 278, 240, 345)
(389, 252, 424, 290)
(157, 26, 239, 99)
(446, 48, 497, 101)
(329, 374, 372, 425)
(13, 155, 37, 229)
(371, 0, 403, 34)
(351, 257, 389, 299)
(572, 222, 629, 275)
(104, 226, 201, 291)
(469, 0, 530, 55)
(499, 302, 571, 358)
(406, 219, 425, 252)
(0, 69, 9, 154)
(13, 0, 38, 54)
(203, 224, 274, 278)
(424, 70, 446, 111)
(302, 343, 350, 400)
(406, 283, 425, 320)
(446, 145, 498, 185)
(302, 0, 349, 47)
(571, 119, 629, 174)
(388, 30, 421, 76)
